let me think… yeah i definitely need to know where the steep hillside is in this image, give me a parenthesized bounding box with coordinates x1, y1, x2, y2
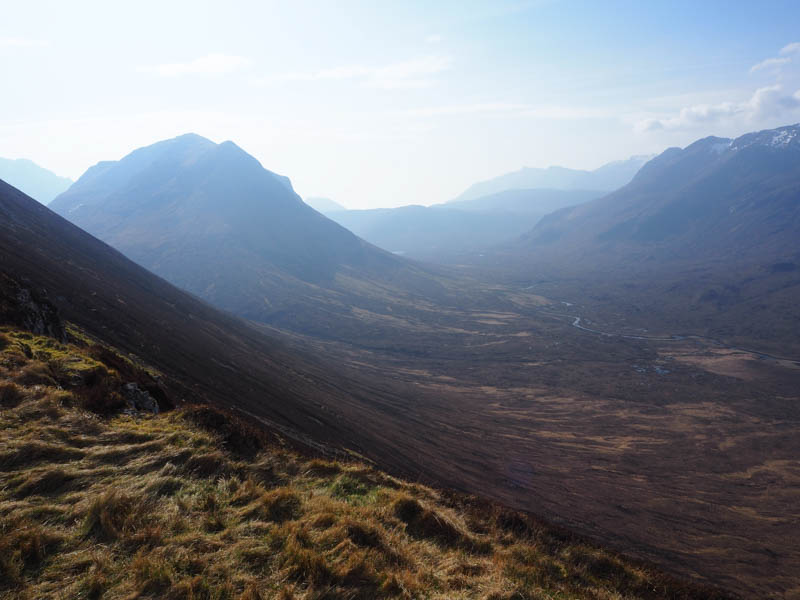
(451, 156, 650, 203)
(50, 134, 456, 340)
(0, 176, 414, 461)
(0, 158, 72, 204)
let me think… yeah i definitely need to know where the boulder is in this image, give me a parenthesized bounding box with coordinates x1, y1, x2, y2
(122, 382, 159, 414)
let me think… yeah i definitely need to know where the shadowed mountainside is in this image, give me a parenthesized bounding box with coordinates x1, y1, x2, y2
(0, 176, 409, 457)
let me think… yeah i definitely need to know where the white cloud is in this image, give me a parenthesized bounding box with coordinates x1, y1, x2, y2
(750, 56, 790, 73)
(251, 55, 452, 90)
(635, 85, 800, 132)
(780, 42, 800, 55)
(750, 41, 800, 73)
(137, 53, 251, 77)
(0, 36, 48, 48)
(639, 42, 800, 133)
(426, 34, 443, 44)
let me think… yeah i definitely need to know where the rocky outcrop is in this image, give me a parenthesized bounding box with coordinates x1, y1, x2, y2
(122, 382, 159, 414)
(0, 272, 66, 341)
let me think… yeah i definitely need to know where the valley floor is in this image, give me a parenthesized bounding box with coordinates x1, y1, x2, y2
(268, 285, 800, 598)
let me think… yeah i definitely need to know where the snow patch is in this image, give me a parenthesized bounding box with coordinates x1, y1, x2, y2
(770, 129, 797, 147)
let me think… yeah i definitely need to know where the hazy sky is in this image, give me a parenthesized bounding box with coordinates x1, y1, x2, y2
(2, 0, 800, 208)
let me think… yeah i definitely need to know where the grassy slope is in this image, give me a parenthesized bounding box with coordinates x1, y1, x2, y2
(0, 327, 731, 600)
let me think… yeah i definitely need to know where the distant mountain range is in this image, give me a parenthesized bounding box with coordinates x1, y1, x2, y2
(0, 157, 72, 204)
(450, 155, 652, 203)
(327, 189, 603, 262)
(322, 156, 648, 262)
(49, 134, 455, 341)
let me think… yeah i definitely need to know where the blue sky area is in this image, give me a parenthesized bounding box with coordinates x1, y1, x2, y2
(2, 0, 800, 207)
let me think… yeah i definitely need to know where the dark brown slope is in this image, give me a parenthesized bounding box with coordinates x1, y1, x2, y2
(0, 177, 407, 454)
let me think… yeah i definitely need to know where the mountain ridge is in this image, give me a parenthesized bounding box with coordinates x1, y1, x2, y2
(521, 123, 800, 263)
(450, 155, 652, 203)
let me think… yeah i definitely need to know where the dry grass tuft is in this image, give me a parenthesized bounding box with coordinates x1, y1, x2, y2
(14, 467, 78, 498)
(81, 489, 151, 542)
(0, 440, 84, 469)
(184, 451, 232, 477)
(0, 381, 24, 407)
(13, 361, 58, 386)
(243, 488, 303, 523)
(0, 517, 63, 587)
(304, 458, 342, 477)
(392, 493, 482, 552)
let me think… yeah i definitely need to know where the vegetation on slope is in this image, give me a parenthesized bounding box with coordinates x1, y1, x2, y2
(0, 326, 731, 599)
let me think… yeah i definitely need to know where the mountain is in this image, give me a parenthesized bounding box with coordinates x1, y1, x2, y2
(326, 189, 601, 262)
(510, 124, 800, 354)
(0, 157, 72, 204)
(49, 134, 453, 341)
(451, 155, 651, 203)
(304, 195, 346, 213)
(521, 125, 800, 263)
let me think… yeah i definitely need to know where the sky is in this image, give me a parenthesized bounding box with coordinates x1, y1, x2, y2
(2, 0, 800, 208)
